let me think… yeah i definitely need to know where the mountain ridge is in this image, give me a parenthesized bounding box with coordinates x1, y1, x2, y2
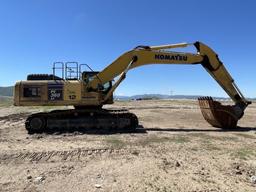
(0, 86, 13, 97)
(114, 94, 231, 100)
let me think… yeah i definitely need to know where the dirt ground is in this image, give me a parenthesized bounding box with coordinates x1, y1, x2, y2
(0, 99, 255, 192)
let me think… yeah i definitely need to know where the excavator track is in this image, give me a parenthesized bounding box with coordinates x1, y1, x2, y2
(25, 109, 138, 134)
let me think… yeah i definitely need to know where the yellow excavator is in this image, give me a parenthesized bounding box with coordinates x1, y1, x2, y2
(14, 41, 251, 133)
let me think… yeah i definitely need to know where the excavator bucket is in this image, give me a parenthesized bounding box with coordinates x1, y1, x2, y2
(198, 97, 239, 129)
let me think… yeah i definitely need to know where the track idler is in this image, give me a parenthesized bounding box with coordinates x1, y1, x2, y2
(198, 97, 239, 129)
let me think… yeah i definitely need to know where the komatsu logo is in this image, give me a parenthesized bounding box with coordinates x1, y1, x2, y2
(155, 54, 188, 61)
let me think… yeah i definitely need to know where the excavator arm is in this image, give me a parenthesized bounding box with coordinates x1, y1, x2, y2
(87, 41, 251, 128)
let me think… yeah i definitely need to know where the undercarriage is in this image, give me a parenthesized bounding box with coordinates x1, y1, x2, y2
(25, 109, 138, 134)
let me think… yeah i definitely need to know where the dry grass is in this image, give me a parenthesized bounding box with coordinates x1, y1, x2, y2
(0, 97, 13, 107)
(231, 147, 256, 160)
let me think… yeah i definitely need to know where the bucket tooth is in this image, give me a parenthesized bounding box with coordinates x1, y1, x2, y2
(198, 97, 238, 129)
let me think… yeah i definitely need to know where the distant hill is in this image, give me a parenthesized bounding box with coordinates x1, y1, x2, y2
(114, 94, 230, 100)
(0, 86, 13, 96)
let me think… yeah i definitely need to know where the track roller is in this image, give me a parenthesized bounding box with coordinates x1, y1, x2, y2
(25, 115, 46, 134)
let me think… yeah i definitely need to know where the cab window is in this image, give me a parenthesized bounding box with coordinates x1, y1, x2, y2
(102, 82, 111, 92)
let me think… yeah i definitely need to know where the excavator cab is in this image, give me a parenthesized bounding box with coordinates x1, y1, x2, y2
(82, 71, 112, 93)
(82, 71, 97, 83)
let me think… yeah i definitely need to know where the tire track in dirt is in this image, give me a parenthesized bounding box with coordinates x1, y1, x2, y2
(0, 112, 30, 121)
(0, 148, 138, 164)
(0, 113, 29, 129)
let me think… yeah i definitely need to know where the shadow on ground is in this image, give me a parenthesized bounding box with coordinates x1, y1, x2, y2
(145, 126, 256, 132)
(30, 125, 256, 135)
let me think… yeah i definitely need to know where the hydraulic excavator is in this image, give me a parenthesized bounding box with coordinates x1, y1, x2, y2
(14, 41, 251, 133)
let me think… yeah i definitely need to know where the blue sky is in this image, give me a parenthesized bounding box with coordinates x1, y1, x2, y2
(0, 0, 255, 97)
